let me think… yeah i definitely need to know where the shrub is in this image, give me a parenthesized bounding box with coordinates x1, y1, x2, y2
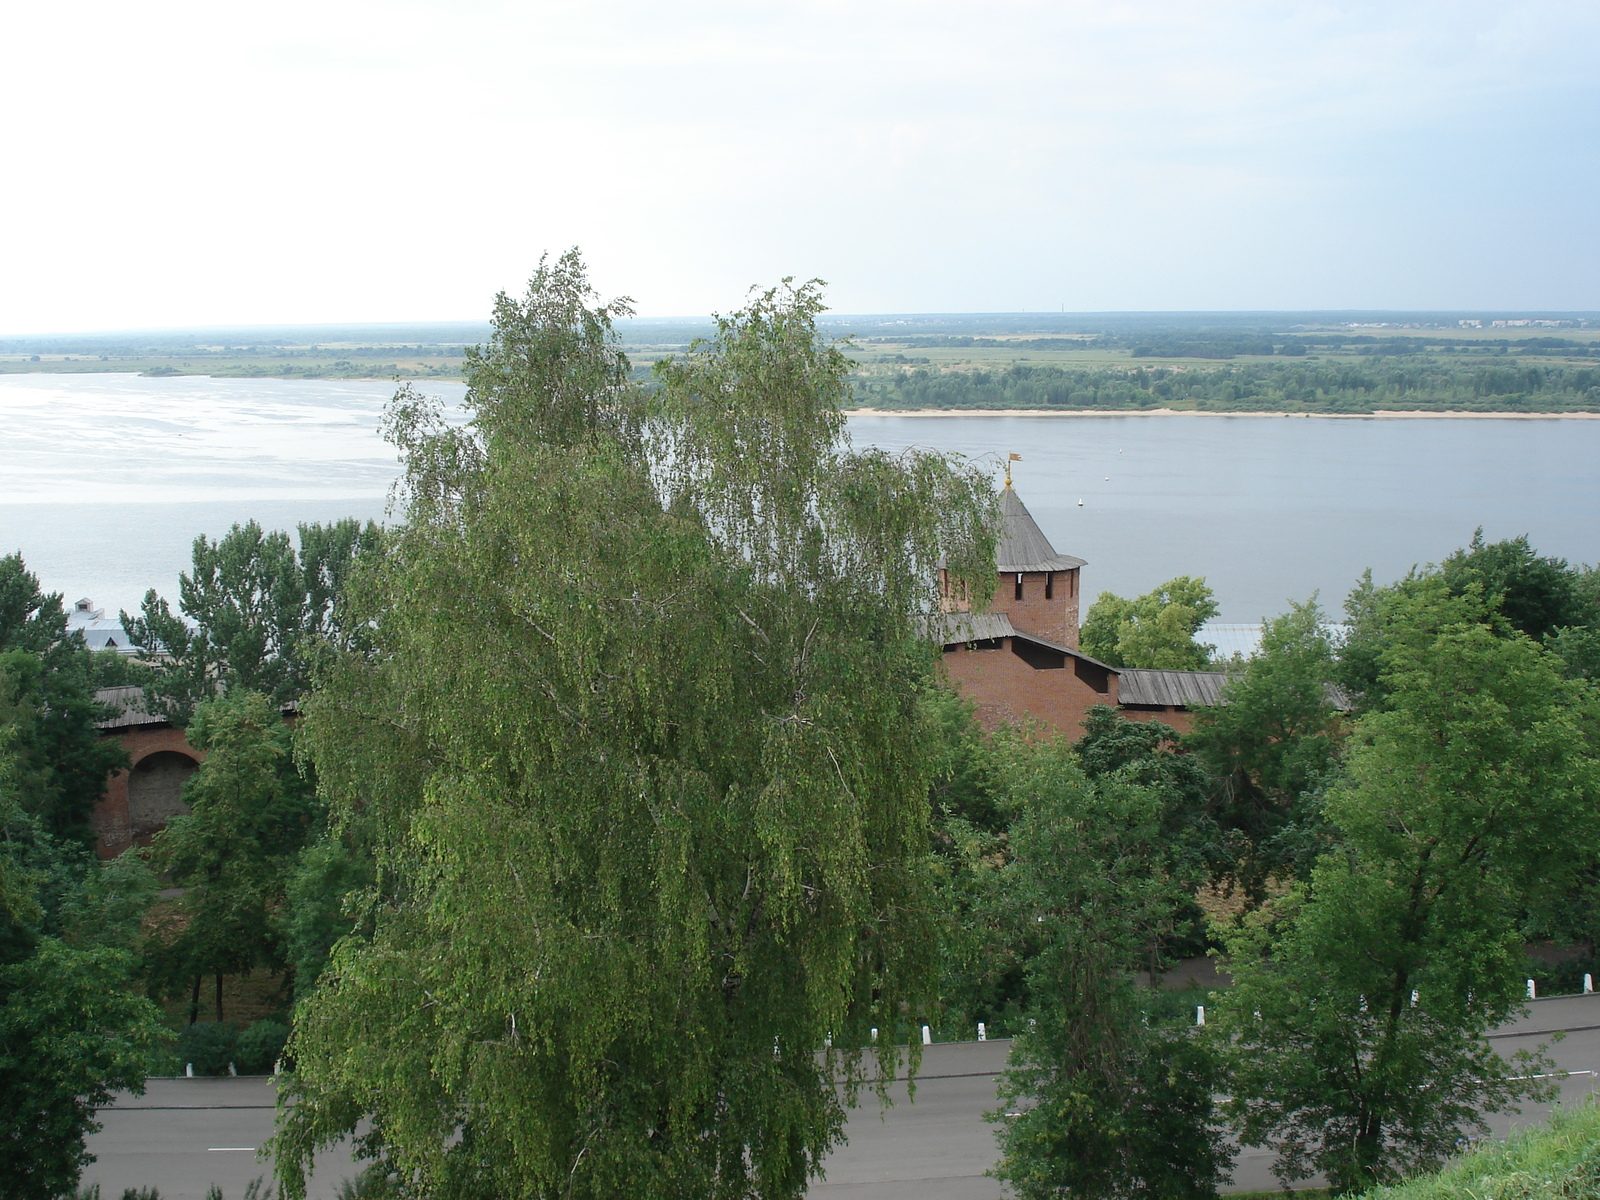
(173, 1022, 237, 1076)
(234, 1020, 289, 1075)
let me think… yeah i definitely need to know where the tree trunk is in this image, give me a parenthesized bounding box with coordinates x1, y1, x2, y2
(1349, 1113, 1385, 1193)
(189, 974, 202, 1025)
(215, 973, 224, 1023)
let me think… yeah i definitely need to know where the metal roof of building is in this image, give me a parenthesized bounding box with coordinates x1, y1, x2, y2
(928, 611, 1119, 671)
(930, 611, 1016, 644)
(996, 488, 1087, 574)
(94, 686, 168, 731)
(68, 599, 141, 656)
(1116, 669, 1230, 708)
(93, 686, 300, 731)
(1118, 668, 1353, 712)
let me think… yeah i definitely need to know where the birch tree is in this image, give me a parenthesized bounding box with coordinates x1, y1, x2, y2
(273, 253, 997, 1200)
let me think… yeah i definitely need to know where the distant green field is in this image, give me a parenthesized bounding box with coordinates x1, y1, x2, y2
(5, 317, 1598, 412)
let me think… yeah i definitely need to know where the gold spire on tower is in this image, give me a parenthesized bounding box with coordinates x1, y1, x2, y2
(1004, 453, 1022, 490)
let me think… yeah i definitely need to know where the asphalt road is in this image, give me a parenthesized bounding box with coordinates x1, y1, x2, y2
(83, 994, 1600, 1200)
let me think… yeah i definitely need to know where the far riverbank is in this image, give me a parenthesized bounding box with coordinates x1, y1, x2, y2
(848, 407, 1600, 419)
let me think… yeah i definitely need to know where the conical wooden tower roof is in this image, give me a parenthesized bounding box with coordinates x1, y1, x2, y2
(996, 486, 1086, 573)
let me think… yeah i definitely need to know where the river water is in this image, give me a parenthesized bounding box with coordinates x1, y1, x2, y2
(2, 374, 1596, 623)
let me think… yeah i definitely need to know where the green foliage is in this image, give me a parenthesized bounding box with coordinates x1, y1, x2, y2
(169, 1017, 286, 1075)
(335, 1169, 401, 1200)
(989, 734, 1226, 1200)
(280, 834, 374, 996)
(1339, 538, 1600, 712)
(929, 795, 1023, 1035)
(175, 1021, 239, 1076)
(1186, 600, 1345, 896)
(147, 691, 318, 1017)
(0, 722, 166, 1200)
(1440, 530, 1580, 643)
(273, 255, 999, 1200)
(925, 683, 1006, 835)
(0, 565, 185, 1200)
(931, 704, 1220, 1041)
(1076, 706, 1219, 953)
(1079, 576, 1218, 670)
(1215, 617, 1600, 1193)
(1546, 624, 1600, 681)
(0, 880, 166, 1200)
(124, 519, 383, 723)
(2, 804, 157, 950)
(237, 1018, 290, 1074)
(0, 555, 129, 846)
(0, 553, 70, 654)
(855, 359, 1600, 414)
(1338, 542, 1600, 962)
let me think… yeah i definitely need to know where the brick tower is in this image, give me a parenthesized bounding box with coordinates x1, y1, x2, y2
(940, 477, 1086, 649)
(990, 484, 1085, 648)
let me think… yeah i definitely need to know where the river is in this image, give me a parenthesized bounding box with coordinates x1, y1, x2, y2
(2, 374, 1596, 623)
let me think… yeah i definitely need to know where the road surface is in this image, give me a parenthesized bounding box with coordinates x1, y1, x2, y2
(83, 993, 1600, 1199)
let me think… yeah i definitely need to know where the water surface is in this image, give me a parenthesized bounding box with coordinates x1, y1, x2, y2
(2, 375, 1595, 622)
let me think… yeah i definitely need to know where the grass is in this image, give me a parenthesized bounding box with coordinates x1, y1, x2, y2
(1369, 1101, 1600, 1200)
(1221, 1101, 1600, 1199)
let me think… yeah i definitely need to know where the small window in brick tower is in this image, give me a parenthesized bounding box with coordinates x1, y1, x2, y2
(1014, 574, 1023, 600)
(1045, 572, 1055, 600)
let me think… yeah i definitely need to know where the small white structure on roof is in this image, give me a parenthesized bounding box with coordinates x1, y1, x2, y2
(66, 598, 140, 655)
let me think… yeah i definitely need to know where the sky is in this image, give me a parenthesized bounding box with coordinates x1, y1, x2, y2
(5, 0, 1598, 332)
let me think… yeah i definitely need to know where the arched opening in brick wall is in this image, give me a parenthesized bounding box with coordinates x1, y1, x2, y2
(127, 750, 198, 838)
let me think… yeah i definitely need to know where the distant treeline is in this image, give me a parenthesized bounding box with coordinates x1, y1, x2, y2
(854, 360, 1600, 413)
(865, 332, 1599, 360)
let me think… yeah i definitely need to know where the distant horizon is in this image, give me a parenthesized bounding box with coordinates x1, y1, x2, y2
(7, 308, 1600, 343)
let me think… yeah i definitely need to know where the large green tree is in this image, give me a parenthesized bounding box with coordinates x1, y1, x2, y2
(1079, 576, 1219, 670)
(147, 691, 318, 1023)
(989, 733, 1226, 1200)
(272, 255, 998, 1200)
(930, 701, 1220, 1049)
(0, 729, 166, 1200)
(1185, 600, 1346, 898)
(1338, 535, 1600, 711)
(1215, 618, 1600, 1192)
(0, 554, 129, 845)
(124, 517, 383, 722)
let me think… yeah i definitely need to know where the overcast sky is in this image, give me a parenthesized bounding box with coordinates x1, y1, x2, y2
(5, 0, 1597, 332)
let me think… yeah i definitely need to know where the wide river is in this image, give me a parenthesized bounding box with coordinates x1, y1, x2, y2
(2, 373, 1597, 623)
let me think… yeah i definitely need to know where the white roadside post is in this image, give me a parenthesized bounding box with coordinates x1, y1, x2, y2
(922, 1025, 932, 1046)
(1195, 1006, 1205, 1027)
(1586, 974, 1595, 995)
(977, 1022, 987, 1041)
(1528, 979, 1538, 1000)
